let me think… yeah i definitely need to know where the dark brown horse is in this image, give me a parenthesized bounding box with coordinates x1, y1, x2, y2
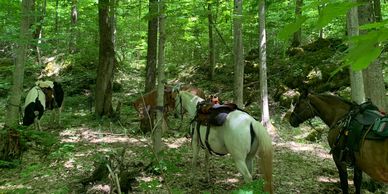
(289, 93, 388, 194)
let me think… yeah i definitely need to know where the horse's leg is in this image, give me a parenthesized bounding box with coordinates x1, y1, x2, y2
(205, 150, 210, 182)
(353, 165, 363, 194)
(34, 118, 41, 131)
(233, 158, 252, 182)
(333, 154, 349, 194)
(191, 123, 200, 184)
(246, 155, 254, 175)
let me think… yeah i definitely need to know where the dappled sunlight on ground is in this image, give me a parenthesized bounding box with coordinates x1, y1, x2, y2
(275, 141, 332, 159)
(317, 176, 342, 183)
(60, 127, 148, 145)
(164, 137, 189, 148)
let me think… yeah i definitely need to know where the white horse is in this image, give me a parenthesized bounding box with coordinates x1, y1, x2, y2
(175, 91, 273, 193)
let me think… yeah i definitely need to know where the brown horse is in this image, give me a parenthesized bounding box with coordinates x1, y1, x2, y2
(289, 93, 388, 194)
(132, 85, 206, 119)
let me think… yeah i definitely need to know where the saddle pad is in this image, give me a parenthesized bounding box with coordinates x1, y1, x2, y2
(354, 109, 383, 125)
(371, 116, 388, 137)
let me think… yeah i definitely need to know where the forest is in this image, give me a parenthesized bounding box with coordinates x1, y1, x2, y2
(0, 0, 388, 193)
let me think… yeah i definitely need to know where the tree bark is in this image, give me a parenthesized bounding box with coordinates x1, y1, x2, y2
(144, 0, 158, 93)
(1, 0, 34, 161)
(141, 0, 158, 132)
(95, 0, 116, 117)
(347, 0, 365, 104)
(69, 0, 78, 53)
(233, 0, 244, 108)
(372, 0, 382, 22)
(358, 0, 386, 111)
(32, 0, 46, 65)
(207, 2, 215, 80)
(259, 0, 269, 127)
(153, 0, 165, 155)
(291, 0, 303, 47)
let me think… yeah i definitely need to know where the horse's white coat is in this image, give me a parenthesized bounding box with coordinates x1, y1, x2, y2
(24, 86, 46, 109)
(176, 91, 273, 193)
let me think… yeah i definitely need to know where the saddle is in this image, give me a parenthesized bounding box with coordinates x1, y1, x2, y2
(192, 100, 239, 155)
(195, 101, 238, 126)
(344, 100, 388, 152)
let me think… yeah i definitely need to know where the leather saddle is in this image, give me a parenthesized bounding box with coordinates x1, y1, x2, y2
(195, 101, 238, 126)
(346, 101, 387, 152)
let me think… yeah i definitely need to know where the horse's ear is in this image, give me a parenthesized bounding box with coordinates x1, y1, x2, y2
(172, 83, 182, 92)
(164, 86, 172, 93)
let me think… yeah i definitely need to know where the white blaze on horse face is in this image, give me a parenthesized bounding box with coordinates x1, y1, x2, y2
(24, 86, 46, 110)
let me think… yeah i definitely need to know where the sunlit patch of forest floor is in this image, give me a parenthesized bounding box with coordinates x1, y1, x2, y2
(3, 92, 385, 194)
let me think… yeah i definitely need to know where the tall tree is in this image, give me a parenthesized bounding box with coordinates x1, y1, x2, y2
(233, 0, 244, 108)
(207, 0, 215, 80)
(145, 0, 158, 93)
(291, 0, 303, 47)
(69, 0, 78, 53)
(347, 0, 365, 104)
(154, 0, 166, 155)
(141, 0, 158, 131)
(358, 0, 386, 111)
(0, 0, 34, 161)
(32, 0, 46, 65)
(95, 0, 116, 117)
(259, 0, 269, 128)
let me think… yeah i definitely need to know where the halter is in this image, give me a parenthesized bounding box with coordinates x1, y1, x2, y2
(166, 91, 184, 131)
(293, 98, 317, 123)
(291, 97, 325, 134)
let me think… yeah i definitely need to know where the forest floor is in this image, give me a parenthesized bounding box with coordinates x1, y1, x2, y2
(1, 92, 386, 194)
(1, 51, 387, 193)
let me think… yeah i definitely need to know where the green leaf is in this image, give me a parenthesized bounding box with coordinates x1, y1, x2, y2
(278, 16, 307, 41)
(316, 2, 359, 30)
(359, 20, 388, 30)
(348, 46, 382, 71)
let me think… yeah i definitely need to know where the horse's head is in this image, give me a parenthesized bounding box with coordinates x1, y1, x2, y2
(209, 95, 220, 105)
(289, 94, 316, 127)
(42, 87, 55, 110)
(164, 86, 177, 114)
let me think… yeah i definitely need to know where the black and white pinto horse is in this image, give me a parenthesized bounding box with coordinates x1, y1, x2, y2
(23, 80, 64, 130)
(175, 91, 273, 193)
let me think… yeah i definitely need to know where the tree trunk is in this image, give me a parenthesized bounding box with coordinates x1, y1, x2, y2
(141, 0, 158, 132)
(207, 2, 215, 80)
(95, 0, 116, 117)
(69, 0, 78, 53)
(144, 0, 158, 93)
(259, 0, 269, 127)
(32, 0, 46, 65)
(233, 0, 244, 108)
(347, 0, 365, 104)
(318, 4, 325, 39)
(358, 0, 386, 111)
(372, 0, 382, 22)
(153, 0, 165, 155)
(1, 0, 34, 161)
(291, 0, 303, 47)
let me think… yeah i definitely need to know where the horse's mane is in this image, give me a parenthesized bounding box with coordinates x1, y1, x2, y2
(316, 93, 354, 106)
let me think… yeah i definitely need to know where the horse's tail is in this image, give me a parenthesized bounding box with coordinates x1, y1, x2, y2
(252, 121, 273, 194)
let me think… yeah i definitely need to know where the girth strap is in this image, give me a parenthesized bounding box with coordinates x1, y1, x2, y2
(196, 121, 225, 156)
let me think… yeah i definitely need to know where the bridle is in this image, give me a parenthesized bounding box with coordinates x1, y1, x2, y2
(292, 97, 323, 132)
(166, 91, 184, 131)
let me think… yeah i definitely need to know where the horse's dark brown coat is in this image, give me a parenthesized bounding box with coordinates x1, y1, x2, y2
(289, 93, 388, 194)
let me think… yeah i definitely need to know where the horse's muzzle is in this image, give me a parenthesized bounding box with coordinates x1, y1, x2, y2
(289, 114, 301, 127)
